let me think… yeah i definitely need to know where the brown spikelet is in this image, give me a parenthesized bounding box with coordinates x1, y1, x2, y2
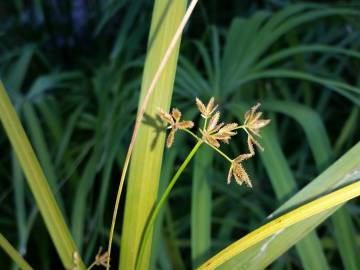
(205, 134, 220, 148)
(196, 97, 207, 117)
(212, 122, 238, 145)
(219, 123, 238, 133)
(177, 120, 194, 129)
(166, 129, 175, 148)
(228, 161, 252, 187)
(158, 107, 194, 148)
(244, 103, 270, 137)
(200, 111, 239, 148)
(158, 108, 174, 125)
(206, 97, 217, 115)
(208, 111, 220, 131)
(196, 97, 218, 118)
(95, 247, 110, 267)
(244, 103, 261, 123)
(242, 103, 270, 153)
(172, 108, 181, 121)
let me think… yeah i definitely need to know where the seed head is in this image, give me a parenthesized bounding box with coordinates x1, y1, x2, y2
(196, 97, 218, 119)
(200, 111, 239, 148)
(244, 103, 270, 137)
(158, 108, 194, 148)
(95, 247, 110, 267)
(227, 161, 252, 187)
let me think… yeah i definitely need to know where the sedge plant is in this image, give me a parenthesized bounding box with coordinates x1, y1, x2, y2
(1, 2, 360, 270)
(135, 98, 270, 269)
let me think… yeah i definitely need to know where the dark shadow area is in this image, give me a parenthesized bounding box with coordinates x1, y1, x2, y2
(142, 112, 166, 150)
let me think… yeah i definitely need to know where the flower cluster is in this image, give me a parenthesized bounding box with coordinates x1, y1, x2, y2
(94, 247, 110, 267)
(199, 111, 239, 148)
(158, 98, 270, 187)
(158, 108, 194, 148)
(243, 103, 271, 151)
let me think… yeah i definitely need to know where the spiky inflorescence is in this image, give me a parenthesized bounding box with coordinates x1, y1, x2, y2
(243, 103, 271, 150)
(158, 108, 194, 148)
(226, 103, 270, 186)
(95, 247, 110, 267)
(159, 99, 270, 187)
(196, 97, 218, 119)
(227, 161, 252, 187)
(199, 111, 238, 148)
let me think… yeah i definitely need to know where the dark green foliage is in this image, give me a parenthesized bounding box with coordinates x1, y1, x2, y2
(0, 1, 360, 269)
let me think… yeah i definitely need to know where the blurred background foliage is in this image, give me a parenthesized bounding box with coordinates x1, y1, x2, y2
(1, 0, 360, 269)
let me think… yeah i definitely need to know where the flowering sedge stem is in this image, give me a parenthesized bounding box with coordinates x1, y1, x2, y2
(135, 141, 202, 270)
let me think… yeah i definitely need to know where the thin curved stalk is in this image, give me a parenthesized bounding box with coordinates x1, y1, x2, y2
(136, 141, 202, 270)
(0, 234, 33, 270)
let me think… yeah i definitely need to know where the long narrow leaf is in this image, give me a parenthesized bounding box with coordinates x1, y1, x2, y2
(119, 1, 187, 269)
(199, 176, 360, 269)
(259, 126, 329, 270)
(232, 104, 329, 270)
(192, 146, 213, 267)
(0, 82, 83, 269)
(199, 137, 360, 269)
(262, 101, 360, 270)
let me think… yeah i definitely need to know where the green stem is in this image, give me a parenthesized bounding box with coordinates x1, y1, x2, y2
(86, 261, 96, 270)
(203, 118, 208, 130)
(182, 128, 201, 141)
(0, 233, 33, 270)
(135, 141, 202, 270)
(205, 143, 232, 163)
(234, 125, 246, 130)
